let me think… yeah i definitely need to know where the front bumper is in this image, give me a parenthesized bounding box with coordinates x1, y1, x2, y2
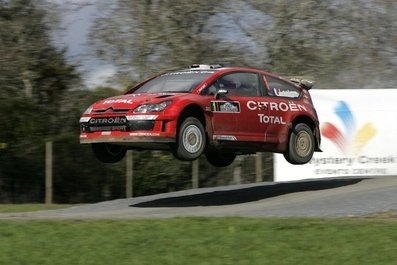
(79, 114, 177, 144)
(80, 133, 175, 144)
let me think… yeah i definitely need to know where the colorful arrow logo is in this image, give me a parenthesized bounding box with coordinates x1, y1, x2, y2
(321, 100, 376, 155)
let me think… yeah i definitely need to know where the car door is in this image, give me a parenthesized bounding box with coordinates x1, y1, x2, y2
(230, 72, 272, 142)
(209, 72, 269, 142)
(204, 81, 239, 141)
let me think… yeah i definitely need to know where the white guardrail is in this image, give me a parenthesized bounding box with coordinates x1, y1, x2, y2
(274, 89, 397, 182)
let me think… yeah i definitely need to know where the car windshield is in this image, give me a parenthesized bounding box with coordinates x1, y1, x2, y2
(132, 72, 213, 93)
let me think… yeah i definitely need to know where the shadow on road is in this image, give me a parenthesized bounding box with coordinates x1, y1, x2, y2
(131, 178, 365, 208)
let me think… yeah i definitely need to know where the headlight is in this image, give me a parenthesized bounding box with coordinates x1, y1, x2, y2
(83, 105, 93, 115)
(134, 100, 172, 113)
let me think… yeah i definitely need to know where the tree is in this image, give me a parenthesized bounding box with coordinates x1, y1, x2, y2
(90, 0, 238, 83)
(255, 0, 397, 88)
(0, 0, 80, 202)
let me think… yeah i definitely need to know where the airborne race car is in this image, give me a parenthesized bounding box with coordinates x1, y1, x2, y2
(80, 64, 321, 167)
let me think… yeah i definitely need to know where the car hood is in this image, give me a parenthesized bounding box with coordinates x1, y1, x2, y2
(92, 93, 179, 111)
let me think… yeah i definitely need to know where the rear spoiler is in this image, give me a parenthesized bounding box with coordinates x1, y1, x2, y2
(289, 77, 315, 90)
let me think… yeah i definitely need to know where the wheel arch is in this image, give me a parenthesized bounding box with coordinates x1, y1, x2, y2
(171, 105, 207, 161)
(291, 115, 321, 151)
(177, 104, 206, 129)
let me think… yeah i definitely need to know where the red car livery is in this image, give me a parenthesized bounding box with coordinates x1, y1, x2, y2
(80, 64, 321, 167)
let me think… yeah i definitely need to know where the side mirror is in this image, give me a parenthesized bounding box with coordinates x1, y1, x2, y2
(215, 89, 228, 99)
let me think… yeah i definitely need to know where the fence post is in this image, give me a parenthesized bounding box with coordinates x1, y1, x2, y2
(126, 150, 133, 198)
(45, 141, 53, 204)
(233, 156, 243, 185)
(255, 152, 263, 182)
(192, 159, 199, 189)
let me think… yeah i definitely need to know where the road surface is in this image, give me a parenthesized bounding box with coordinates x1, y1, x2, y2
(1, 176, 397, 219)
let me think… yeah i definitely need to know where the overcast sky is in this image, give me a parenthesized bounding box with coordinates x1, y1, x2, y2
(48, 0, 116, 88)
(47, 0, 276, 89)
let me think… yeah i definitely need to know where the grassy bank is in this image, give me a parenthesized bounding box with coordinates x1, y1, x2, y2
(0, 217, 396, 265)
(0, 204, 72, 213)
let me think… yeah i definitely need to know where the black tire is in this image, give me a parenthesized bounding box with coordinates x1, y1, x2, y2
(172, 117, 206, 161)
(92, 143, 126, 163)
(284, 123, 315, 165)
(206, 152, 236, 167)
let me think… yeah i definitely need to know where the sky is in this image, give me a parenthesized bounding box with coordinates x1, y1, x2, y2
(46, 0, 273, 89)
(48, 0, 117, 88)
(45, 0, 396, 90)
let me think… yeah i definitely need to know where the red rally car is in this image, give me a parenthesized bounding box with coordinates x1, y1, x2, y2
(80, 64, 321, 167)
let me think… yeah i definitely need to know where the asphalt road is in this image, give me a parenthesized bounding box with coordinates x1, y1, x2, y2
(2, 175, 397, 219)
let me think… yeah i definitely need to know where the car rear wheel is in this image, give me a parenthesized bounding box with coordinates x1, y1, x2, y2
(92, 143, 126, 163)
(284, 123, 315, 165)
(206, 152, 236, 167)
(172, 117, 206, 161)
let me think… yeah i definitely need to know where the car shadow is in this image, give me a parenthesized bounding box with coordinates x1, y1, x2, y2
(130, 177, 366, 208)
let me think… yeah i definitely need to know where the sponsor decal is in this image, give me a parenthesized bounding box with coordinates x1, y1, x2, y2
(211, 101, 240, 113)
(129, 132, 161, 137)
(197, 83, 207, 91)
(248, 100, 304, 125)
(213, 135, 237, 141)
(247, 100, 307, 111)
(257, 114, 286, 124)
(89, 125, 127, 132)
(126, 115, 158, 121)
(89, 117, 127, 125)
(103, 99, 134, 104)
(273, 88, 300, 98)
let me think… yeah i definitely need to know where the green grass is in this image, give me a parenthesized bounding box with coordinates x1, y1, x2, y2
(0, 218, 397, 265)
(0, 204, 73, 213)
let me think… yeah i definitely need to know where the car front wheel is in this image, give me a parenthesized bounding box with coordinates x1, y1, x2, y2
(172, 117, 206, 161)
(92, 143, 126, 163)
(284, 123, 315, 165)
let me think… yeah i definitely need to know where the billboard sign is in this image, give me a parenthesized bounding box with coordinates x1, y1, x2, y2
(275, 89, 397, 182)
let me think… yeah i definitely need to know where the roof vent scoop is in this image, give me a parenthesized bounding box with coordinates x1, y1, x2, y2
(190, 64, 223, 70)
